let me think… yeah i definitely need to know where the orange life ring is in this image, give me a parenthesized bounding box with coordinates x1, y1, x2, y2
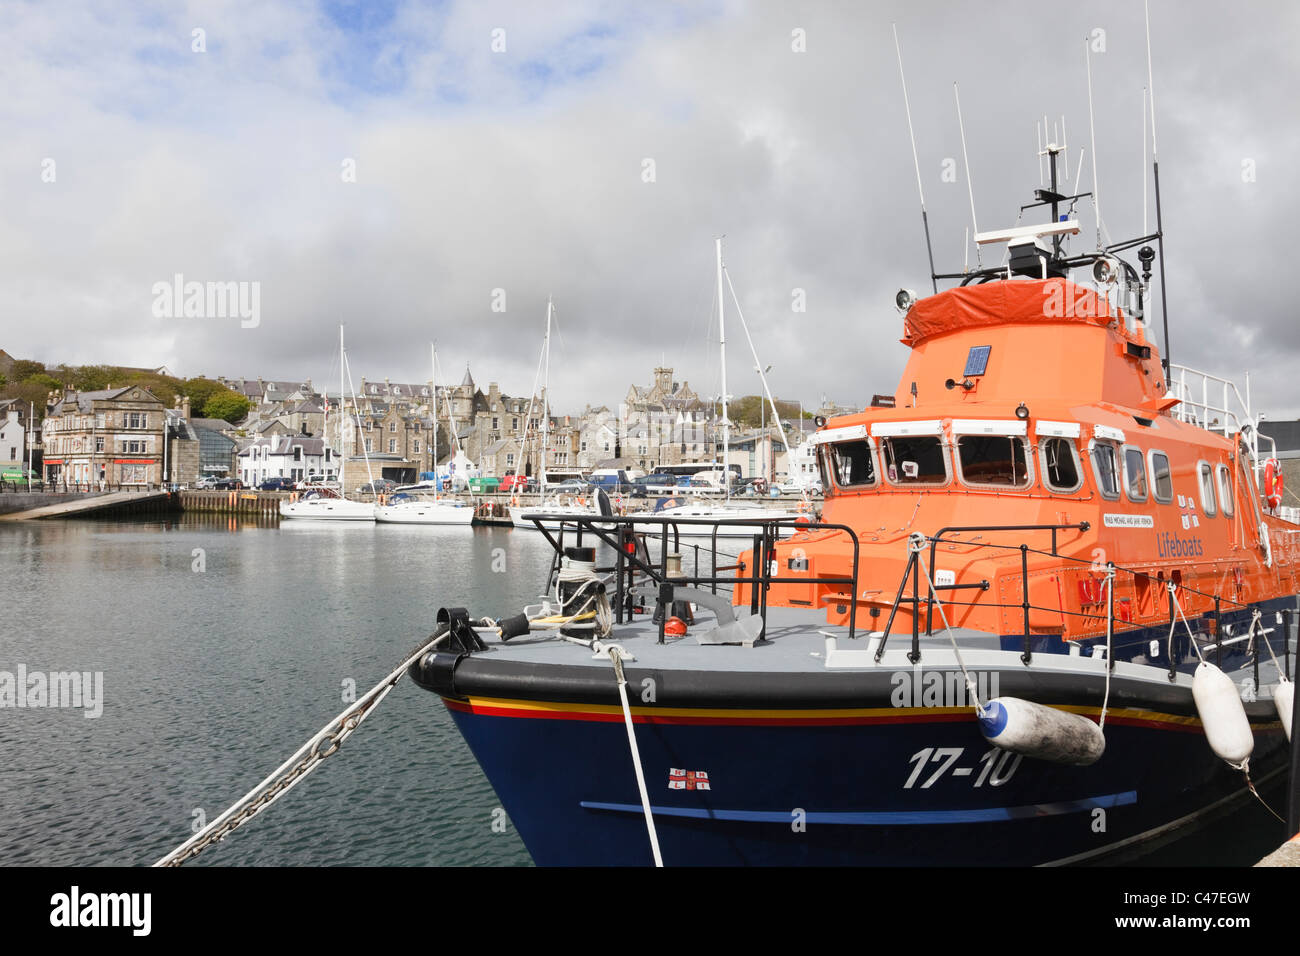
(1264, 458, 1283, 510)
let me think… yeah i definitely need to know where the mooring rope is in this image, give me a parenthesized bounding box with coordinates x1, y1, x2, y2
(607, 644, 663, 867)
(912, 534, 986, 716)
(153, 629, 450, 866)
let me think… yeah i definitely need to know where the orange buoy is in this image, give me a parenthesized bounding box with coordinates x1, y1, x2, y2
(1264, 458, 1284, 510)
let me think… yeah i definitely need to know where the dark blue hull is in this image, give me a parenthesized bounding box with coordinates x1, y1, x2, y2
(443, 695, 1288, 866)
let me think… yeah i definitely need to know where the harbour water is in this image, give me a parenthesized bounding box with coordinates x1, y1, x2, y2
(0, 515, 1289, 868)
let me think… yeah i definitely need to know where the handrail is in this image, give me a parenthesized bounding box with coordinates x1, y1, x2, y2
(527, 512, 862, 641)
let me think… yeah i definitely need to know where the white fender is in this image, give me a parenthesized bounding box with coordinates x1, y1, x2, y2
(978, 696, 1106, 766)
(1274, 679, 1294, 742)
(1192, 661, 1254, 770)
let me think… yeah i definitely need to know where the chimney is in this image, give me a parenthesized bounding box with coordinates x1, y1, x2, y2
(182, 395, 191, 419)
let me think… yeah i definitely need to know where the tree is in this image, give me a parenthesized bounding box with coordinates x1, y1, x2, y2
(182, 377, 229, 417)
(203, 390, 252, 424)
(10, 360, 46, 382)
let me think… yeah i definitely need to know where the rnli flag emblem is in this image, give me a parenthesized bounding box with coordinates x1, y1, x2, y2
(669, 769, 710, 790)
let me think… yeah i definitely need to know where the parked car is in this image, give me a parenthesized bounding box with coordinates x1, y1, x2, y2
(737, 476, 769, 496)
(587, 469, 640, 495)
(213, 477, 243, 490)
(259, 477, 296, 491)
(194, 475, 221, 489)
(355, 479, 398, 496)
(498, 473, 536, 493)
(777, 476, 822, 495)
(552, 478, 589, 492)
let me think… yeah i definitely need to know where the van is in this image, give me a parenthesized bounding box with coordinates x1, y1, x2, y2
(587, 468, 641, 495)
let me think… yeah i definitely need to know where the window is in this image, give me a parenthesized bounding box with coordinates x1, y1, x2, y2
(492, 417, 499, 429)
(512, 417, 518, 430)
(388, 439, 397, 453)
(1216, 464, 1234, 517)
(95, 437, 104, 453)
(880, 436, 947, 485)
(293, 447, 302, 462)
(365, 438, 373, 453)
(1039, 438, 1082, 493)
(389, 422, 396, 433)
(957, 435, 1030, 488)
(413, 439, 421, 453)
(1122, 445, 1148, 502)
(1089, 441, 1120, 499)
(506, 453, 515, 467)
(1198, 461, 1217, 516)
(826, 440, 877, 488)
(1149, 451, 1173, 503)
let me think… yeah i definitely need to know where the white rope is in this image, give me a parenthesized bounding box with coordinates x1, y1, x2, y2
(1166, 583, 1208, 664)
(608, 645, 663, 867)
(1099, 565, 1116, 730)
(912, 534, 986, 716)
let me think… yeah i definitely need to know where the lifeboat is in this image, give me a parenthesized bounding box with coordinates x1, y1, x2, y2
(406, 93, 1297, 869)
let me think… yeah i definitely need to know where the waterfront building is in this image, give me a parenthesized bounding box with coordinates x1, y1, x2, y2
(0, 400, 28, 467)
(238, 433, 335, 487)
(41, 385, 166, 486)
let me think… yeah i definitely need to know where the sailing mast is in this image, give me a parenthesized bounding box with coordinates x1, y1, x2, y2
(431, 343, 438, 492)
(339, 325, 346, 496)
(541, 297, 552, 494)
(716, 238, 730, 499)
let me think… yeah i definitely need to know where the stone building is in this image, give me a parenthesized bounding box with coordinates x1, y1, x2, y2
(42, 385, 166, 486)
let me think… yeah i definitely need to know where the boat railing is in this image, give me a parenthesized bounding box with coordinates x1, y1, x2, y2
(1168, 364, 1272, 476)
(529, 513, 862, 643)
(865, 521, 1297, 682)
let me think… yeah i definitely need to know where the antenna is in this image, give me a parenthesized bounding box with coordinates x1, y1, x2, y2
(892, 24, 938, 293)
(1141, 88, 1148, 236)
(1085, 37, 1102, 251)
(1145, 0, 1172, 381)
(954, 82, 981, 268)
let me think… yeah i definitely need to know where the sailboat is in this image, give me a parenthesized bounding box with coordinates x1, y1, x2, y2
(510, 298, 605, 531)
(624, 238, 804, 539)
(375, 345, 474, 525)
(279, 326, 376, 521)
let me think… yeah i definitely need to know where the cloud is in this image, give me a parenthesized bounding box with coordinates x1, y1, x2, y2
(1, 0, 1297, 419)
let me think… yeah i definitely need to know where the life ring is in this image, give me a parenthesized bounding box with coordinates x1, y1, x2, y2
(797, 500, 810, 513)
(577, 496, 586, 507)
(1264, 458, 1284, 510)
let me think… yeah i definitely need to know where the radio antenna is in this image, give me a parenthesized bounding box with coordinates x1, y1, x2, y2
(954, 82, 981, 268)
(1145, 0, 1171, 382)
(1141, 88, 1149, 236)
(892, 24, 938, 293)
(1085, 37, 1103, 251)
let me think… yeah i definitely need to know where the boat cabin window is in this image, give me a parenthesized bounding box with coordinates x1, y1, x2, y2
(1149, 451, 1173, 503)
(1216, 463, 1234, 517)
(825, 440, 877, 488)
(1197, 461, 1217, 517)
(880, 436, 948, 486)
(1089, 440, 1120, 500)
(956, 435, 1030, 488)
(1039, 437, 1082, 493)
(1122, 445, 1148, 502)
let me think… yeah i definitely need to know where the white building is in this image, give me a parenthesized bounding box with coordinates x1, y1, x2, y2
(238, 434, 336, 486)
(0, 406, 25, 466)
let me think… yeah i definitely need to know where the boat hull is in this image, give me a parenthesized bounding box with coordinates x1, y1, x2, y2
(278, 498, 376, 520)
(375, 500, 474, 525)
(420, 655, 1288, 866)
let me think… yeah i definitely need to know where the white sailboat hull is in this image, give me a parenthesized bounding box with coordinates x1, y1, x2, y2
(626, 503, 806, 538)
(376, 499, 475, 525)
(279, 498, 376, 521)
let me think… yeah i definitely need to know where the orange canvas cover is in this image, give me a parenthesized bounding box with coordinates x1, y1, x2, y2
(902, 278, 1121, 346)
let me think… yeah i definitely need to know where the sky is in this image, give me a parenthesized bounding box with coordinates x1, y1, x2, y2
(2, 0, 1297, 418)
